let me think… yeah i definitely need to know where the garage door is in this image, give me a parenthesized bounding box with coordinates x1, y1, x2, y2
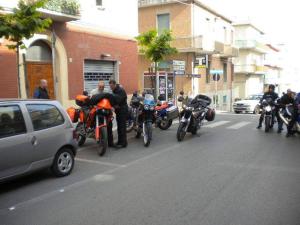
(84, 60, 116, 93)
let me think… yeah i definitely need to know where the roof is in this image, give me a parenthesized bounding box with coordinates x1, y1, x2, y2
(139, 0, 232, 23)
(233, 23, 265, 35)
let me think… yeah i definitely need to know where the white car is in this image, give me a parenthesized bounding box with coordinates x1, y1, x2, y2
(233, 94, 263, 114)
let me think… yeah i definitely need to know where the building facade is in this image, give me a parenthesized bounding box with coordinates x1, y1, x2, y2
(0, 0, 138, 107)
(233, 23, 268, 99)
(138, 0, 238, 111)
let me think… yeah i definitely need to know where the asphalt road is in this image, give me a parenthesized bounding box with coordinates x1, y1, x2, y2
(1, 113, 300, 225)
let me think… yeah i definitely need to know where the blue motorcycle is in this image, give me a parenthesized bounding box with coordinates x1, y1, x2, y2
(155, 101, 179, 130)
(136, 94, 156, 147)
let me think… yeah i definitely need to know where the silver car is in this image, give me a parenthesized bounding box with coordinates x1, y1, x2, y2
(0, 99, 78, 182)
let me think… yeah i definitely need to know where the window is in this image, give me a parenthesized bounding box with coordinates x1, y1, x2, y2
(223, 63, 227, 82)
(223, 95, 227, 104)
(206, 61, 211, 83)
(157, 14, 170, 35)
(26, 104, 64, 131)
(0, 105, 26, 138)
(96, 0, 102, 6)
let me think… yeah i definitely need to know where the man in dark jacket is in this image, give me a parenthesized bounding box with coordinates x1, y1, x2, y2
(257, 84, 279, 129)
(33, 79, 50, 99)
(109, 79, 128, 148)
(279, 89, 297, 137)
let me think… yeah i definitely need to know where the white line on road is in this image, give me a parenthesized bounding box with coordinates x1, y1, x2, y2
(203, 121, 230, 128)
(1, 143, 182, 215)
(75, 158, 126, 167)
(227, 121, 252, 130)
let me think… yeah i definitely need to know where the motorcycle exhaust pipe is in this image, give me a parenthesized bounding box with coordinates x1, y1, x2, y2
(279, 113, 289, 126)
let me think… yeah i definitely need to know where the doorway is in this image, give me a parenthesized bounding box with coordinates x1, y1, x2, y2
(26, 40, 55, 99)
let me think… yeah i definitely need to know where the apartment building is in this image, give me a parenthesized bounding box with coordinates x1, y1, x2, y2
(0, 0, 138, 107)
(233, 23, 268, 99)
(138, 0, 238, 110)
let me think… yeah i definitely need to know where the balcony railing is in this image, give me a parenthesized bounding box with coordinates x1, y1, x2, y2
(235, 40, 267, 53)
(234, 64, 266, 74)
(139, 0, 177, 7)
(171, 36, 203, 53)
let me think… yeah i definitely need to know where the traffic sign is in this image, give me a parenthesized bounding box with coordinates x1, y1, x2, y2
(213, 74, 221, 81)
(210, 69, 223, 75)
(195, 55, 208, 68)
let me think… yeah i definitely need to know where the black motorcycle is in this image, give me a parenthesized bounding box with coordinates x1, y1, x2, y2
(177, 95, 215, 142)
(126, 96, 143, 133)
(261, 98, 276, 133)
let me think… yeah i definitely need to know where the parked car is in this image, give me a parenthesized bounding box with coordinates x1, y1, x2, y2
(0, 99, 78, 182)
(233, 94, 263, 114)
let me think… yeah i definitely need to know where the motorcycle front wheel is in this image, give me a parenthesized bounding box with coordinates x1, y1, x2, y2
(265, 116, 271, 133)
(177, 122, 187, 142)
(126, 119, 134, 133)
(143, 121, 152, 147)
(76, 122, 86, 147)
(97, 127, 107, 156)
(158, 119, 173, 130)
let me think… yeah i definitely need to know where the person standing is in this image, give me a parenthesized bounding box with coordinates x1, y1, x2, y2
(109, 79, 128, 148)
(90, 81, 105, 96)
(33, 79, 50, 99)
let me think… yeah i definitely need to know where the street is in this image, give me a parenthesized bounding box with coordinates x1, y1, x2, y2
(1, 113, 300, 225)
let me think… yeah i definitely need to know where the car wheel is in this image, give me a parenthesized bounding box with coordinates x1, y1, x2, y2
(253, 106, 260, 115)
(235, 111, 241, 114)
(51, 147, 74, 177)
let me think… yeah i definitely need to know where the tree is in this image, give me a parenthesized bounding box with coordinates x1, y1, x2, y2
(136, 29, 177, 99)
(0, 0, 52, 97)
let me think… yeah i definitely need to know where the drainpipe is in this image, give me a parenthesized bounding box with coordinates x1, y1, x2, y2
(51, 29, 57, 99)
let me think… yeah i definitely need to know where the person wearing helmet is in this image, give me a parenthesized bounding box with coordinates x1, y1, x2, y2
(257, 84, 279, 129)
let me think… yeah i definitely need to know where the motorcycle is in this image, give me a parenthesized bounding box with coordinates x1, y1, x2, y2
(66, 94, 113, 156)
(177, 95, 215, 142)
(127, 96, 143, 133)
(135, 94, 156, 147)
(278, 103, 300, 133)
(261, 99, 275, 133)
(155, 101, 179, 130)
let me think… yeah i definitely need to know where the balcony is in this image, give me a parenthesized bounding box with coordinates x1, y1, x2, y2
(214, 41, 224, 54)
(138, 0, 178, 7)
(39, 0, 80, 22)
(171, 36, 203, 53)
(221, 45, 239, 57)
(234, 64, 266, 74)
(235, 40, 268, 54)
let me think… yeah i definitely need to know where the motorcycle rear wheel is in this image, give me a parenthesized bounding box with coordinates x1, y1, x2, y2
(158, 119, 173, 130)
(76, 122, 86, 147)
(126, 120, 134, 133)
(97, 127, 107, 156)
(177, 122, 187, 142)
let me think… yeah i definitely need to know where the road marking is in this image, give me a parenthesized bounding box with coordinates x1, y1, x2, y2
(227, 121, 252, 130)
(75, 158, 126, 167)
(1, 143, 181, 215)
(203, 121, 230, 128)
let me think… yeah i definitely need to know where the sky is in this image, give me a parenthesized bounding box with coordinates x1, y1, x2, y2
(201, 0, 300, 55)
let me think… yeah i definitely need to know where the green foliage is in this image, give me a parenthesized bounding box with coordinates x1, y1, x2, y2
(136, 29, 178, 64)
(45, 0, 80, 16)
(0, 0, 52, 50)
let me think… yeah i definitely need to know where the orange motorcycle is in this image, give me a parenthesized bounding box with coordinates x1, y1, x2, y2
(67, 94, 113, 156)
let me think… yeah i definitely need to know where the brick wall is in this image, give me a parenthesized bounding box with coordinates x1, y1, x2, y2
(54, 23, 138, 99)
(0, 45, 18, 98)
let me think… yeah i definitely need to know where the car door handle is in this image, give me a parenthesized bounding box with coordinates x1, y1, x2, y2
(30, 136, 38, 146)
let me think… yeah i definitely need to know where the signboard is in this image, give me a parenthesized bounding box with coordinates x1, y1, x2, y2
(187, 74, 201, 78)
(172, 60, 185, 71)
(213, 74, 221, 81)
(174, 71, 185, 75)
(195, 55, 208, 68)
(210, 69, 223, 75)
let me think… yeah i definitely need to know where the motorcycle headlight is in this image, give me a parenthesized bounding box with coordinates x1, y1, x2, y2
(144, 104, 150, 110)
(265, 106, 272, 112)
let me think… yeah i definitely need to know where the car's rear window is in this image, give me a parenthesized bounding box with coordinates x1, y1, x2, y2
(0, 105, 27, 138)
(26, 104, 65, 131)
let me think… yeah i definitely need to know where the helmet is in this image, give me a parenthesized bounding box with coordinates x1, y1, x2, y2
(269, 84, 275, 91)
(205, 108, 216, 121)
